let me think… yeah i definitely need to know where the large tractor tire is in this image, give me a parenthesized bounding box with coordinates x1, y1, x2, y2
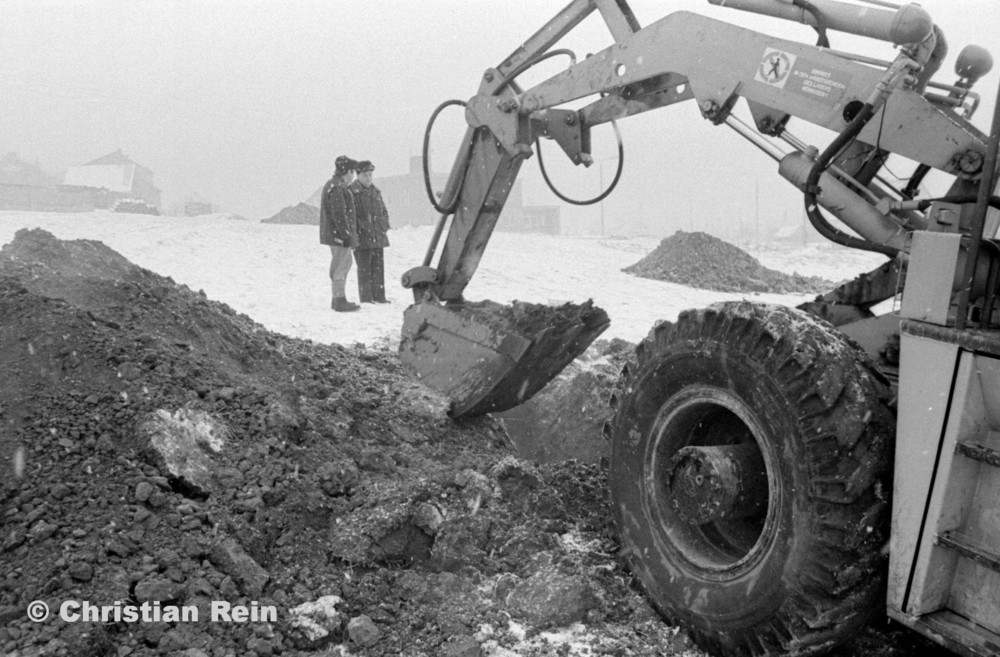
(608, 301, 894, 657)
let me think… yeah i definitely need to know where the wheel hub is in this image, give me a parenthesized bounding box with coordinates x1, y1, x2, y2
(646, 385, 774, 568)
(668, 444, 767, 525)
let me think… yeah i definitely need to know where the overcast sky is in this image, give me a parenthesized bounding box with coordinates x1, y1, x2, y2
(2, 0, 999, 234)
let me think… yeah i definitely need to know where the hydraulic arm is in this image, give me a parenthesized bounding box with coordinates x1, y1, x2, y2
(398, 4, 1000, 656)
(400, 0, 996, 416)
(405, 0, 990, 302)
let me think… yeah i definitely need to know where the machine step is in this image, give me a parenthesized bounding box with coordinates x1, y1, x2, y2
(889, 608, 1000, 657)
(938, 532, 1000, 575)
(956, 439, 1000, 467)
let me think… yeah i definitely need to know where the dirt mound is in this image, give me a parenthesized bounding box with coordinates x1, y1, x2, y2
(262, 203, 319, 225)
(624, 230, 835, 294)
(0, 229, 939, 657)
(0, 229, 690, 656)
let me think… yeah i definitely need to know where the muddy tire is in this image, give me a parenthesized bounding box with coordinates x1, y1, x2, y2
(607, 301, 894, 656)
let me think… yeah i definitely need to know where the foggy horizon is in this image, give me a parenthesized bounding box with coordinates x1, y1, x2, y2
(3, 0, 998, 235)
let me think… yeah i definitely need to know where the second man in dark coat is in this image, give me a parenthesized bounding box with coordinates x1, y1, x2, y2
(320, 155, 361, 312)
(349, 160, 391, 303)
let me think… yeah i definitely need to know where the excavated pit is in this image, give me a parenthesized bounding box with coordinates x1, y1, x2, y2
(0, 229, 683, 656)
(497, 338, 634, 465)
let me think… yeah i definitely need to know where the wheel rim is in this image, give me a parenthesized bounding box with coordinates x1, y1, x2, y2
(645, 384, 777, 576)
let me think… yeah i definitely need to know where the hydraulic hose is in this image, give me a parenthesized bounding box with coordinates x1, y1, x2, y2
(514, 47, 625, 205)
(915, 194, 1000, 212)
(536, 119, 624, 205)
(901, 163, 931, 199)
(792, 0, 830, 48)
(422, 99, 470, 215)
(804, 102, 900, 256)
(420, 50, 585, 266)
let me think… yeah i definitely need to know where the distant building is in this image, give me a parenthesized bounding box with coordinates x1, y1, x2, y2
(0, 152, 56, 188)
(63, 149, 161, 210)
(184, 201, 214, 216)
(0, 152, 93, 211)
(512, 205, 561, 235)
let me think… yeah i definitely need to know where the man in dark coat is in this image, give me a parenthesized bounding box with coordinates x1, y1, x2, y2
(349, 160, 391, 303)
(320, 155, 361, 312)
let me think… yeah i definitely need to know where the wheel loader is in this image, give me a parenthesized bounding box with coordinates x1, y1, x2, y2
(397, 1, 1000, 655)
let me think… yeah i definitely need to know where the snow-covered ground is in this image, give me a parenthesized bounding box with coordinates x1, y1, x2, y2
(0, 210, 887, 348)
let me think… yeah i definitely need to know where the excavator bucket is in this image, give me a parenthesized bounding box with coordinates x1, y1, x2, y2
(399, 299, 610, 417)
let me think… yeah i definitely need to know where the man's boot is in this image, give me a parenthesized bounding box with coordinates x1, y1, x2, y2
(333, 297, 360, 312)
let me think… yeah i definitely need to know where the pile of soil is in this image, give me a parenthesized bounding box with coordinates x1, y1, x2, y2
(624, 231, 835, 294)
(0, 229, 945, 657)
(0, 229, 688, 656)
(261, 203, 319, 226)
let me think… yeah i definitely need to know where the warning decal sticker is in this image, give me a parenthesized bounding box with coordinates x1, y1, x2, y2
(756, 48, 851, 103)
(755, 48, 794, 88)
(790, 56, 849, 102)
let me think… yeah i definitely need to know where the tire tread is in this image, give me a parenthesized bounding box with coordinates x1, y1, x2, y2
(610, 301, 894, 657)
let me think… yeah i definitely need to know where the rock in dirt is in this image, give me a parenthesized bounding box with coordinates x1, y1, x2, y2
(135, 408, 228, 497)
(169, 649, 210, 657)
(134, 481, 155, 502)
(347, 614, 381, 647)
(68, 562, 94, 582)
(208, 537, 269, 598)
(287, 595, 343, 648)
(506, 565, 600, 629)
(624, 230, 836, 294)
(134, 577, 184, 603)
(441, 634, 483, 657)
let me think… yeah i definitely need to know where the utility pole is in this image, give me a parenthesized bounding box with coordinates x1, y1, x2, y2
(755, 178, 760, 244)
(598, 161, 605, 236)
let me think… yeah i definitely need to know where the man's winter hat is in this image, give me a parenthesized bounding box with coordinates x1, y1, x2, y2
(335, 155, 357, 172)
(357, 160, 375, 173)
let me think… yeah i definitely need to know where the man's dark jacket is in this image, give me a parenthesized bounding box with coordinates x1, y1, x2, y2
(320, 175, 358, 247)
(349, 180, 390, 249)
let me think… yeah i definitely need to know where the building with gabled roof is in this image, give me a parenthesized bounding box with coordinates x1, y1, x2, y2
(63, 149, 161, 210)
